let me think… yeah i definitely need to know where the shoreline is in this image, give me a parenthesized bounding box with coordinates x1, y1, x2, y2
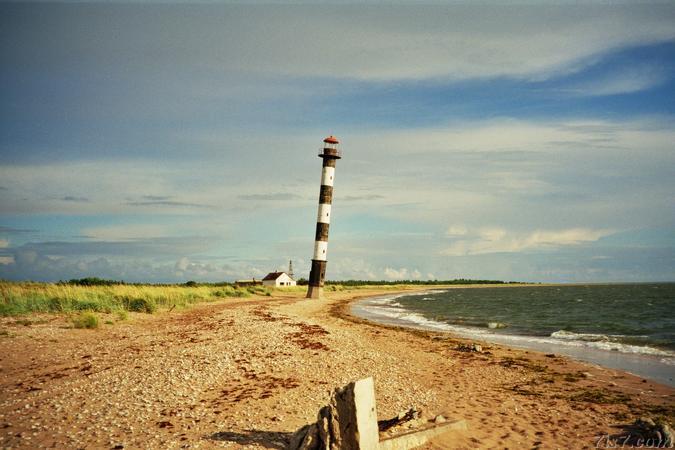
(347, 289, 675, 388)
(1, 286, 673, 449)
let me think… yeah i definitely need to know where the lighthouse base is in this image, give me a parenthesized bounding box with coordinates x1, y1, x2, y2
(306, 285, 323, 299)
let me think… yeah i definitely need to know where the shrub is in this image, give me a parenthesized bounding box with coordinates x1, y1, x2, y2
(231, 289, 250, 298)
(72, 313, 99, 329)
(246, 286, 269, 295)
(184, 281, 198, 287)
(73, 300, 103, 312)
(185, 293, 204, 303)
(127, 297, 157, 313)
(67, 277, 123, 286)
(116, 310, 128, 321)
(47, 297, 68, 312)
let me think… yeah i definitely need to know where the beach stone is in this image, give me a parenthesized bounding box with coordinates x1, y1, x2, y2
(288, 424, 312, 450)
(316, 406, 331, 450)
(298, 423, 319, 450)
(658, 422, 674, 447)
(638, 417, 656, 427)
(620, 417, 674, 448)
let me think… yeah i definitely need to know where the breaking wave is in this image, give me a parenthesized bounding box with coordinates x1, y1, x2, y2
(353, 294, 675, 358)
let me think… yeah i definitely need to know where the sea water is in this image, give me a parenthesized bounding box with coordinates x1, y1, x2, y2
(352, 283, 675, 386)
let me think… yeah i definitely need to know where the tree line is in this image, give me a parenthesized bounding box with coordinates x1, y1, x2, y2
(62, 277, 520, 287)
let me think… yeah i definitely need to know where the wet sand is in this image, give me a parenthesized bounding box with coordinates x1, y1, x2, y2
(0, 286, 673, 449)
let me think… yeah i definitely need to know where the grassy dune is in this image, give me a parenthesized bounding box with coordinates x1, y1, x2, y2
(0, 281, 272, 316)
(0, 280, 431, 317)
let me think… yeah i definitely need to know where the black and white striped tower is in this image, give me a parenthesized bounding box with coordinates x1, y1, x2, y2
(307, 135, 342, 299)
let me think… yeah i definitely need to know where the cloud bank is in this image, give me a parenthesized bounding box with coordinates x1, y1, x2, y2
(1, 3, 674, 283)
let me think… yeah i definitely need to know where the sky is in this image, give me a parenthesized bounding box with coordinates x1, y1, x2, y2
(1, 2, 674, 283)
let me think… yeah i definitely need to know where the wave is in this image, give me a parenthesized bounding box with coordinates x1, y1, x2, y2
(551, 330, 616, 342)
(353, 296, 675, 358)
(549, 330, 671, 356)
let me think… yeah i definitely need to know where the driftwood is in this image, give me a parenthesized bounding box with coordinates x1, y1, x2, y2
(377, 408, 420, 432)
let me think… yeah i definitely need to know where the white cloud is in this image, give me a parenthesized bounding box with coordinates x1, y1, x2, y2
(442, 227, 614, 256)
(81, 224, 174, 241)
(349, 117, 675, 156)
(3, 117, 674, 220)
(383, 267, 423, 280)
(562, 66, 668, 96)
(330, 258, 379, 280)
(211, 6, 675, 82)
(11, 5, 675, 83)
(384, 267, 407, 280)
(446, 226, 468, 237)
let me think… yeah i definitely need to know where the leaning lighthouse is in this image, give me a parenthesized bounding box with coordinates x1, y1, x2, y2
(307, 136, 342, 299)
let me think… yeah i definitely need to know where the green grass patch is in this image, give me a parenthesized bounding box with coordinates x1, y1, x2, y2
(124, 296, 157, 313)
(0, 281, 274, 317)
(71, 312, 99, 329)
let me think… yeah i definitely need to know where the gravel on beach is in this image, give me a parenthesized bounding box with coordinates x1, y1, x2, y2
(1, 288, 673, 449)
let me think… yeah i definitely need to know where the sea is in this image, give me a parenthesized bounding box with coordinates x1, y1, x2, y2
(352, 283, 675, 387)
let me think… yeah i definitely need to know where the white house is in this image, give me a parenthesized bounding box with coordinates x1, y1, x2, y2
(262, 272, 296, 287)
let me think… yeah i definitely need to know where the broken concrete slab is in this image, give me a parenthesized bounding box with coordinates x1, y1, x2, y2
(378, 420, 468, 450)
(287, 377, 467, 450)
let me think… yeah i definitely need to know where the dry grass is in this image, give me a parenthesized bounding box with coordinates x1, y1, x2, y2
(0, 281, 272, 316)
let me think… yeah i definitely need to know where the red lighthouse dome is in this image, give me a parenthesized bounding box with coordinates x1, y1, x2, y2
(319, 135, 341, 159)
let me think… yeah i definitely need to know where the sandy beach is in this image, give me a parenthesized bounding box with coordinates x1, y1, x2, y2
(1, 286, 673, 449)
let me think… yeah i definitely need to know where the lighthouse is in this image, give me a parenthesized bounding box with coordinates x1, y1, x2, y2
(307, 136, 342, 299)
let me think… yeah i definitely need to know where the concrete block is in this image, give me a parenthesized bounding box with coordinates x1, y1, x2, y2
(353, 377, 379, 450)
(330, 377, 379, 450)
(378, 419, 468, 450)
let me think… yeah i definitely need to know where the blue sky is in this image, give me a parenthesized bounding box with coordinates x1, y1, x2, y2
(1, 2, 674, 283)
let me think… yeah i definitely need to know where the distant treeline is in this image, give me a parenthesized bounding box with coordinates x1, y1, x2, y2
(296, 278, 520, 286)
(62, 277, 520, 287)
(61, 277, 233, 287)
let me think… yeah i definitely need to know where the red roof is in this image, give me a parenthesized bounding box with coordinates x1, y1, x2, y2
(323, 135, 339, 144)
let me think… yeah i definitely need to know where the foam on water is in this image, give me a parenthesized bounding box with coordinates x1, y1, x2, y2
(354, 293, 675, 358)
(352, 290, 675, 386)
